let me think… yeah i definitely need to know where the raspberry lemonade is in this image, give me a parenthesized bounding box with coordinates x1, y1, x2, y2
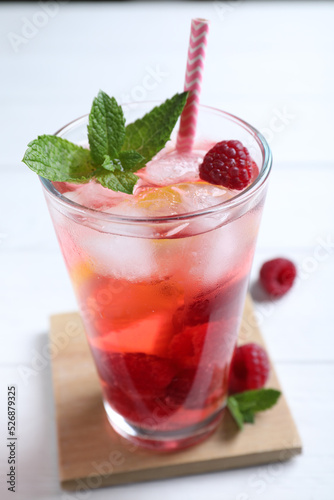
(25, 95, 272, 450)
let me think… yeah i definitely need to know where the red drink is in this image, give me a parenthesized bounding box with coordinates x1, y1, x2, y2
(80, 248, 248, 431)
(41, 103, 271, 449)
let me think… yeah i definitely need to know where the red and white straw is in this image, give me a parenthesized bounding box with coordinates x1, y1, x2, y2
(176, 18, 210, 153)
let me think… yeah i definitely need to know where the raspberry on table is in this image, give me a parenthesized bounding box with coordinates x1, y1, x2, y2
(228, 343, 270, 394)
(199, 140, 257, 190)
(260, 258, 297, 297)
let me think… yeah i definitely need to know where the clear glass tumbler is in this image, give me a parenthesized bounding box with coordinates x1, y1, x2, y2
(40, 103, 272, 450)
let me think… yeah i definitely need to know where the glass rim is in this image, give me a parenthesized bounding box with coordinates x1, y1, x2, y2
(40, 102, 272, 224)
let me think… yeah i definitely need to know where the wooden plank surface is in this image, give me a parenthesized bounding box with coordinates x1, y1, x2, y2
(50, 296, 302, 491)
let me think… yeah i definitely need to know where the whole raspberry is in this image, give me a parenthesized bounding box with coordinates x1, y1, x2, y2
(168, 321, 232, 369)
(229, 343, 270, 394)
(93, 350, 177, 398)
(199, 140, 257, 190)
(260, 258, 296, 297)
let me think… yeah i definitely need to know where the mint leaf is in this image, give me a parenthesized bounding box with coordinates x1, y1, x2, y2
(95, 169, 138, 195)
(100, 150, 144, 177)
(242, 410, 255, 424)
(101, 155, 118, 172)
(227, 396, 244, 430)
(22, 135, 95, 182)
(234, 389, 281, 413)
(122, 91, 188, 168)
(227, 389, 281, 430)
(118, 151, 144, 171)
(88, 90, 126, 165)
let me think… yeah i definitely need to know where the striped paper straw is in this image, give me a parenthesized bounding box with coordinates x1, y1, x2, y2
(176, 18, 210, 153)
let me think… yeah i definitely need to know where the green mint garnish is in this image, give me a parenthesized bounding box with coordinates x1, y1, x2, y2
(117, 151, 146, 171)
(22, 135, 96, 183)
(22, 90, 188, 194)
(227, 395, 244, 429)
(122, 92, 190, 169)
(88, 92, 126, 165)
(99, 152, 143, 172)
(95, 168, 139, 194)
(227, 388, 281, 430)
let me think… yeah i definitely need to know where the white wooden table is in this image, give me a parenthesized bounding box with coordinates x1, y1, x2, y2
(1, 2, 333, 499)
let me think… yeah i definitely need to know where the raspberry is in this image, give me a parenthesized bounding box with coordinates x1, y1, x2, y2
(172, 277, 247, 335)
(168, 324, 207, 368)
(199, 140, 257, 190)
(104, 385, 137, 421)
(165, 368, 197, 407)
(104, 384, 172, 425)
(168, 321, 233, 369)
(228, 343, 270, 394)
(165, 365, 228, 410)
(93, 350, 177, 398)
(260, 258, 296, 297)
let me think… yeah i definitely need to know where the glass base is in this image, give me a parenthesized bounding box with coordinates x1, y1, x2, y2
(103, 400, 225, 451)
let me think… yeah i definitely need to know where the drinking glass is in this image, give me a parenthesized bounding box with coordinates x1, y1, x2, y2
(40, 103, 272, 450)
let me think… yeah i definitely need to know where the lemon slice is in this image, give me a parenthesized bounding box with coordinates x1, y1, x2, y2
(70, 261, 94, 288)
(136, 185, 183, 213)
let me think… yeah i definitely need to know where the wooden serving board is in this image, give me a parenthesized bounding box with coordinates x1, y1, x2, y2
(50, 296, 302, 491)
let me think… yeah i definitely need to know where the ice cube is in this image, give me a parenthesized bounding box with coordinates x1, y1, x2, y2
(188, 226, 238, 286)
(173, 183, 234, 213)
(141, 150, 206, 186)
(80, 231, 156, 280)
(64, 181, 130, 211)
(187, 213, 258, 288)
(77, 214, 188, 282)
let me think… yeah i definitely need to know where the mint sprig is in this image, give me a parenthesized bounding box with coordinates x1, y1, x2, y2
(227, 389, 281, 430)
(122, 92, 189, 169)
(22, 90, 188, 194)
(88, 92, 126, 165)
(22, 135, 96, 183)
(95, 168, 139, 194)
